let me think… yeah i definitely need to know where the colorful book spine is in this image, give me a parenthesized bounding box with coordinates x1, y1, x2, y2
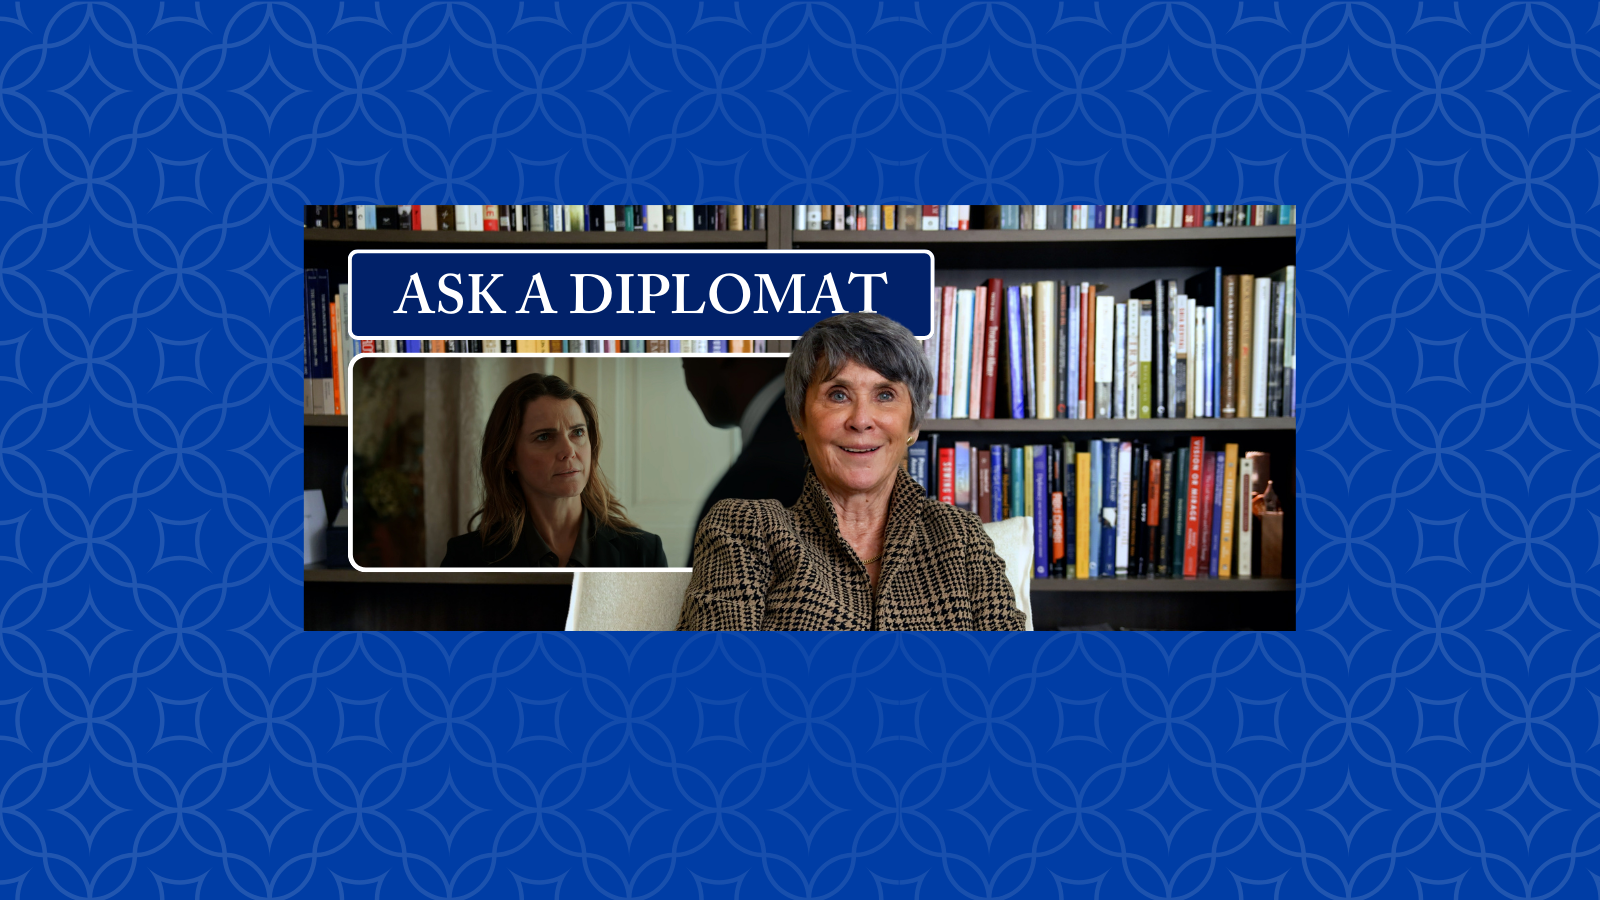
(1088, 440, 1102, 577)
(1033, 444, 1049, 576)
(937, 286, 957, 418)
(952, 289, 975, 418)
(1184, 436, 1204, 577)
(1208, 452, 1225, 578)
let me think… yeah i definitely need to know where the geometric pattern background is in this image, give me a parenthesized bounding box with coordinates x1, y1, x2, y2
(2, 2, 1596, 896)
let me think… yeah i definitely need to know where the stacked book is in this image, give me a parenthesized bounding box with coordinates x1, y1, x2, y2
(909, 436, 1283, 580)
(793, 204, 1295, 230)
(305, 205, 767, 232)
(923, 268, 1295, 421)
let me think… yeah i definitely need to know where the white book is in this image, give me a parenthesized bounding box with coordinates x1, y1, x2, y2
(1112, 300, 1126, 419)
(1034, 281, 1055, 419)
(868, 205, 881, 230)
(1238, 456, 1254, 577)
(952, 289, 974, 418)
(647, 205, 663, 231)
(1094, 293, 1114, 418)
(794, 204, 807, 231)
(1205, 305, 1217, 417)
(834, 204, 845, 230)
(1252, 277, 1270, 417)
(1175, 294, 1191, 418)
(1126, 301, 1140, 419)
(1138, 303, 1152, 418)
(1282, 265, 1295, 412)
(945, 205, 957, 230)
(1033, 205, 1046, 230)
(1155, 205, 1170, 228)
(922, 206, 940, 230)
(603, 206, 616, 232)
(808, 205, 821, 230)
(1115, 441, 1132, 574)
(454, 205, 470, 231)
(673, 205, 689, 231)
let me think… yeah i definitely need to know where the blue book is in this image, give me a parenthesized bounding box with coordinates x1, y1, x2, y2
(1063, 442, 1076, 570)
(1087, 440, 1101, 576)
(710, 340, 728, 353)
(669, 340, 682, 353)
(989, 441, 999, 514)
(1094, 205, 1106, 229)
(405, 339, 421, 353)
(955, 441, 971, 508)
(1211, 267, 1222, 417)
(1033, 444, 1049, 576)
(1000, 205, 1019, 229)
(1102, 440, 1120, 576)
(1006, 287, 1026, 418)
(908, 441, 930, 495)
(1209, 451, 1225, 578)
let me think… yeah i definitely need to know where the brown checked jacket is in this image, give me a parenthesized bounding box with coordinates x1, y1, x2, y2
(677, 466, 1026, 631)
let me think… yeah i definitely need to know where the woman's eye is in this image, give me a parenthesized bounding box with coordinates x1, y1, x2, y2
(877, 390, 895, 402)
(829, 389, 847, 401)
(572, 428, 586, 438)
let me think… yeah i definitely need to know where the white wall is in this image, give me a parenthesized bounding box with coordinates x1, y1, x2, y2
(571, 358, 740, 567)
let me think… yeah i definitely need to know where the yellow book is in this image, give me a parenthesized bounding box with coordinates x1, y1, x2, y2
(1219, 443, 1239, 577)
(516, 340, 537, 353)
(1076, 451, 1091, 578)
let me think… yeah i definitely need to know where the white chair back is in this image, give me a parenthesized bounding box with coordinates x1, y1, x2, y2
(981, 516, 1034, 631)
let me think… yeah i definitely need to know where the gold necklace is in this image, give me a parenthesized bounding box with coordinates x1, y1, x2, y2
(862, 552, 882, 566)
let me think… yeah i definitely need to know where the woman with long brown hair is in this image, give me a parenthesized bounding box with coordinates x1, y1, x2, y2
(441, 374, 667, 567)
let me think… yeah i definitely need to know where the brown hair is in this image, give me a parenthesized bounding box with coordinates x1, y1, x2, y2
(471, 373, 637, 557)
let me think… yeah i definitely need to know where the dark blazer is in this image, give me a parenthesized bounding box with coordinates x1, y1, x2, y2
(688, 398, 809, 565)
(441, 519, 668, 567)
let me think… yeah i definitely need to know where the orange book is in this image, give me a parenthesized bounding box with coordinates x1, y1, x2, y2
(327, 301, 343, 414)
(431, 340, 446, 353)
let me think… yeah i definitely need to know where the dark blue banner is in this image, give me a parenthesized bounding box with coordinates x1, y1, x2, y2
(348, 250, 934, 339)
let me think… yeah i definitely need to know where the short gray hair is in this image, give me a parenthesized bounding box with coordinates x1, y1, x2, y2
(785, 312, 933, 433)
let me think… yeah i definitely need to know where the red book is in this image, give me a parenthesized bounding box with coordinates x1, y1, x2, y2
(981, 277, 1003, 418)
(360, 340, 376, 353)
(937, 286, 957, 415)
(1148, 458, 1161, 566)
(978, 450, 993, 522)
(1051, 491, 1065, 562)
(938, 448, 956, 504)
(1184, 436, 1204, 576)
(482, 205, 499, 231)
(1197, 448, 1217, 576)
(1183, 205, 1200, 227)
(1080, 283, 1095, 419)
(411, 205, 422, 230)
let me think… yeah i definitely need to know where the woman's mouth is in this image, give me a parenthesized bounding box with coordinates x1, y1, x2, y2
(839, 445, 880, 455)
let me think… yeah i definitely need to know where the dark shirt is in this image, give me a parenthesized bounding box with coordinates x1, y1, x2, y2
(441, 508, 668, 567)
(688, 395, 809, 565)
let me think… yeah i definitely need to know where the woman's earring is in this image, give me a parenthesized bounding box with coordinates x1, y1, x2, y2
(796, 433, 805, 441)
(906, 435, 915, 445)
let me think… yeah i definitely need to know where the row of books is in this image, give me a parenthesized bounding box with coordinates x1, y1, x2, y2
(353, 340, 794, 353)
(304, 205, 768, 232)
(794, 204, 1295, 231)
(908, 435, 1283, 580)
(922, 268, 1295, 421)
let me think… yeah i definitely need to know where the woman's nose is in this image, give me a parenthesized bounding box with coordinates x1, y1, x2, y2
(845, 399, 874, 430)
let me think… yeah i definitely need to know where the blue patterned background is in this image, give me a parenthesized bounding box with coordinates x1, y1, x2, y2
(2, 1, 1594, 896)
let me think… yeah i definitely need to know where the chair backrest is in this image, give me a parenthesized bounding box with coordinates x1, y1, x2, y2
(567, 516, 1034, 631)
(981, 516, 1034, 631)
(565, 570, 691, 631)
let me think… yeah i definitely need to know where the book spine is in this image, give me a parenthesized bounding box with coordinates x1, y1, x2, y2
(1252, 277, 1270, 417)
(1237, 456, 1253, 577)
(1114, 441, 1131, 575)
(923, 299, 942, 419)
(991, 445, 1004, 522)
(1208, 452, 1225, 577)
(1270, 279, 1287, 417)
(937, 286, 957, 418)
(968, 286, 987, 419)
(938, 448, 955, 504)
(1065, 286, 1079, 419)
(953, 289, 974, 418)
(1051, 490, 1065, 570)
(1020, 285, 1036, 417)
(1094, 291, 1112, 418)
(1010, 446, 1026, 525)
(1158, 451, 1174, 575)
(909, 442, 929, 494)
(1006, 287, 1026, 418)
(1237, 274, 1254, 417)
(302, 271, 314, 412)
(980, 285, 1001, 419)
(1112, 299, 1126, 418)
(955, 441, 971, 508)
(1087, 441, 1101, 577)
(1196, 449, 1215, 575)
(1033, 445, 1049, 576)
(1184, 436, 1204, 576)
(1219, 443, 1238, 577)
(1138, 300, 1152, 418)
(977, 447, 992, 522)
(1099, 441, 1116, 575)
(1075, 451, 1090, 578)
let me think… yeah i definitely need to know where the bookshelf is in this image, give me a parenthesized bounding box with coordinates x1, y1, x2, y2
(304, 206, 1295, 631)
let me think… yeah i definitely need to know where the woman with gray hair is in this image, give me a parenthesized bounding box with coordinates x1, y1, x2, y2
(677, 312, 1025, 631)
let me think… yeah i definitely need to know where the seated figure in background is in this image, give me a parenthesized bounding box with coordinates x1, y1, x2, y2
(442, 374, 668, 568)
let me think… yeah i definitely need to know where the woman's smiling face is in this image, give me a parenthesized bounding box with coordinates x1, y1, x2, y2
(512, 396, 590, 503)
(796, 359, 917, 497)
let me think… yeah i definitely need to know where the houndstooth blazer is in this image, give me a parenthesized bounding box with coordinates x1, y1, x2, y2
(677, 466, 1026, 631)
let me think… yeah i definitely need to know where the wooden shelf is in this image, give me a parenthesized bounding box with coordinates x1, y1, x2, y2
(305, 414, 347, 427)
(304, 566, 572, 585)
(1033, 577, 1293, 592)
(923, 417, 1295, 433)
(304, 229, 766, 246)
(794, 225, 1295, 245)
